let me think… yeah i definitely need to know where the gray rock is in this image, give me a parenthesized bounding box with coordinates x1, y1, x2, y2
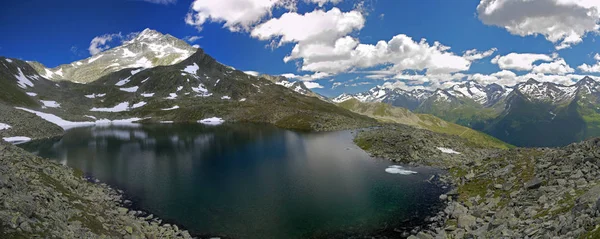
(524, 177, 543, 190)
(416, 232, 434, 239)
(439, 194, 448, 201)
(458, 214, 476, 229)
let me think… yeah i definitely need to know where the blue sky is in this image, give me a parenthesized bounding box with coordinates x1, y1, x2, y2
(2, 0, 600, 97)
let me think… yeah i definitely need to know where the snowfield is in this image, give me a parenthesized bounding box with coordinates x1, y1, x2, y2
(198, 117, 224, 125)
(437, 147, 461, 154)
(16, 107, 143, 130)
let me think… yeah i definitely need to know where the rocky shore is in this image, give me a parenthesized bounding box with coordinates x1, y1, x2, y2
(0, 140, 193, 238)
(355, 125, 600, 238)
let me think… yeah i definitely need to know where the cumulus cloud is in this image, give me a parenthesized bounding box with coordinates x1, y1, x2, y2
(531, 58, 574, 75)
(185, 0, 285, 31)
(491, 53, 553, 71)
(280, 72, 331, 81)
(577, 53, 600, 73)
(306, 0, 343, 7)
(462, 48, 497, 61)
(303, 81, 324, 89)
(477, 0, 600, 50)
(88, 33, 123, 55)
(251, 8, 364, 46)
(142, 0, 176, 4)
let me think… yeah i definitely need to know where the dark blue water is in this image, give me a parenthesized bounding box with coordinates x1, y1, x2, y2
(22, 123, 444, 239)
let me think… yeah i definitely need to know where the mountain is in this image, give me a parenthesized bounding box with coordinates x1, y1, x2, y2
(337, 98, 511, 149)
(258, 74, 327, 100)
(28, 29, 196, 83)
(332, 86, 432, 110)
(0, 45, 376, 135)
(336, 77, 600, 147)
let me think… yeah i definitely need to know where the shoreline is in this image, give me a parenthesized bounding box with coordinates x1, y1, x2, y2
(2, 123, 456, 239)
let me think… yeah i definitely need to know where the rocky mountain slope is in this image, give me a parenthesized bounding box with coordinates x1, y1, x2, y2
(337, 78, 600, 147)
(355, 126, 600, 239)
(28, 29, 196, 83)
(338, 99, 511, 149)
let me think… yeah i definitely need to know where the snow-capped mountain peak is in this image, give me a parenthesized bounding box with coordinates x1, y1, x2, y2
(28, 28, 196, 83)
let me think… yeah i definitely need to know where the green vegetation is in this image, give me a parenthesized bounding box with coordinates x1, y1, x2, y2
(339, 99, 512, 149)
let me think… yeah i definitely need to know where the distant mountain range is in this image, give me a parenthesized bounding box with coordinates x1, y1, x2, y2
(334, 78, 600, 147)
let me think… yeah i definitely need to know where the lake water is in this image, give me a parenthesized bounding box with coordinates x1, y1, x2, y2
(22, 123, 444, 239)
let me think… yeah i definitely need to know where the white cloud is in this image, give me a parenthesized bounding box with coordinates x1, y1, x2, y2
(185, 0, 285, 32)
(462, 48, 497, 61)
(531, 58, 574, 75)
(280, 72, 331, 81)
(142, 0, 176, 4)
(88, 33, 123, 55)
(578, 62, 600, 73)
(491, 53, 553, 71)
(331, 82, 343, 89)
(306, 0, 343, 7)
(303, 81, 324, 89)
(184, 36, 203, 42)
(192, 44, 200, 48)
(251, 8, 364, 46)
(594, 53, 600, 61)
(477, 0, 600, 50)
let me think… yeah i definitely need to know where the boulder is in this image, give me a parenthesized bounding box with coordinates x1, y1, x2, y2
(458, 214, 476, 229)
(524, 177, 542, 190)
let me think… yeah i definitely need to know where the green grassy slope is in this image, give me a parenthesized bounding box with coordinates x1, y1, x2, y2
(338, 99, 512, 149)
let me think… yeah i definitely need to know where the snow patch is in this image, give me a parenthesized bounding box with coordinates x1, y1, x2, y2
(41, 100, 60, 108)
(26, 92, 37, 97)
(437, 147, 461, 154)
(3, 136, 31, 144)
(177, 86, 183, 91)
(141, 93, 155, 97)
(122, 48, 136, 58)
(239, 98, 247, 102)
(161, 105, 179, 111)
(165, 93, 177, 100)
(160, 121, 174, 124)
(15, 68, 34, 89)
(88, 55, 103, 63)
(17, 107, 144, 130)
(221, 95, 231, 100)
(385, 165, 418, 175)
(90, 102, 130, 112)
(85, 93, 106, 99)
(119, 86, 139, 92)
(183, 63, 199, 75)
(131, 101, 146, 109)
(131, 68, 143, 75)
(198, 117, 224, 125)
(5, 59, 13, 63)
(115, 76, 132, 86)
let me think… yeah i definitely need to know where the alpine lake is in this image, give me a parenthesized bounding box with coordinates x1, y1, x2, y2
(21, 123, 445, 239)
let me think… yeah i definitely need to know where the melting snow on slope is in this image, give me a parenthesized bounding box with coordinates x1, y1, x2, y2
(183, 63, 199, 75)
(122, 48, 136, 58)
(192, 83, 211, 97)
(85, 93, 106, 99)
(437, 147, 461, 154)
(120, 86, 139, 92)
(131, 68, 143, 75)
(15, 68, 35, 88)
(141, 77, 150, 83)
(115, 76, 132, 86)
(26, 92, 37, 96)
(90, 102, 130, 112)
(3, 136, 31, 144)
(385, 165, 417, 175)
(141, 93, 155, 97)
(198, 117, 224, 125)
(165, 93, 177, 100)
(41, 100, 60, 108)
(161, 105, 179, 111)
(5, 59, 13, 63)
(88, 54, 103, 63)
(131, 101, 146, 109)
(17, 107, 143, 130)
(0, 123, 11, 130)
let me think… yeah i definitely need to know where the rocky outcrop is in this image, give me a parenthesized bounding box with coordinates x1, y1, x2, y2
(0, 141, 192, 238)
(355, 126, 600, 238)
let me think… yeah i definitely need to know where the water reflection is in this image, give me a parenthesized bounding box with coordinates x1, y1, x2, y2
(22, 123, 443, 239)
